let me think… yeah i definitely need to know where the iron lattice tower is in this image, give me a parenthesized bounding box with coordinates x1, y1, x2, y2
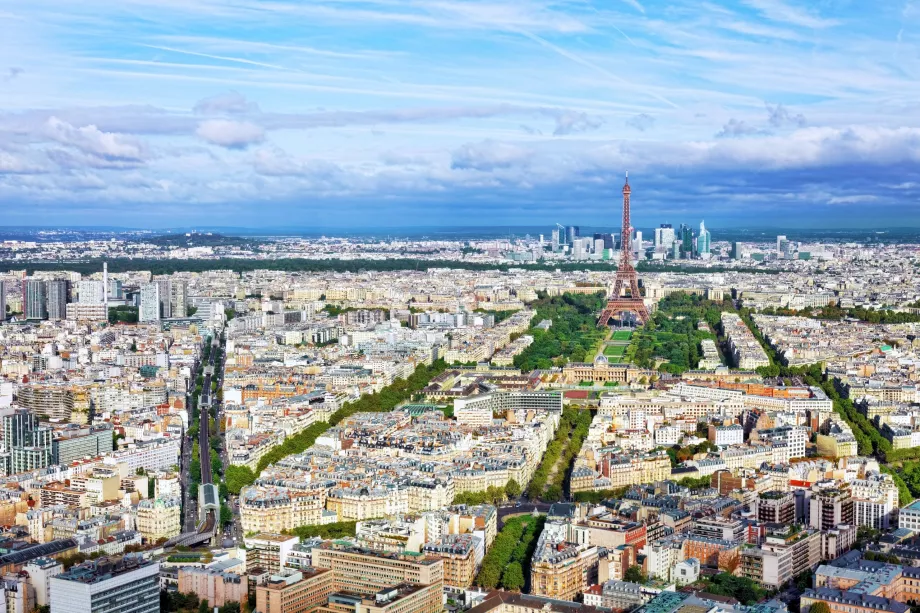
(597, 173, 650, 327)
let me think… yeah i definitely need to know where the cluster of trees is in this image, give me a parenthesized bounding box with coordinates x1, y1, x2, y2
(287, 520, 358, 540)
(675, 475, 713, 490)
(108, 305, 138, 324)
(473, 308, 520, 324)
(526, 408, 588, 500)
(475, 516, 545, 591)
(759, 304, 920, 325)
(226, 360, 450, 494)
(624, 565, 647, 583)
(701, 572, 768, 605)
(880, 466, 913, 506)
(665, 440, 717, 467)
(453, 480, 521, 506)
(573, 487, 630, 503)
(627, 293, 733, 374)
(553, 410, 592, 500)
(160, 591, 240, 613)
(513, 293, 607, 370)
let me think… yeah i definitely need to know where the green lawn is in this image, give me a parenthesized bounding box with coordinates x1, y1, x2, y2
(612, 330, 632, 341)
(603, 345, 627, 357)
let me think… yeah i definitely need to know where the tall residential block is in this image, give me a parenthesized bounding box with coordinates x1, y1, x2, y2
(139, 284, 160, 323)
(49, 556, 159, 613)
(23, 280, 47, 320)
(46, 280, 69, 321)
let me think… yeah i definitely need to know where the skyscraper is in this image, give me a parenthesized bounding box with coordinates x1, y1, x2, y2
(170, 280, 188, 318)
(24, 280, 48, 320)
(550, 229, 559, 251)
(0, 281, 5, 321)
(46, 280, 69, 321)
(634, 231, 643, 254)
(154, 279, 171, 319)
(139, 284, 161, 322)
(698, 221, 711, 258)
(654, 224, 674, 249)
(2, 409, 53, 474)
(679, 224, 694, 259)
(566, 226, 579, 245)
(777, 235, 787, 254)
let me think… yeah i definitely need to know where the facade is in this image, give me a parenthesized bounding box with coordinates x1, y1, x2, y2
(16, 386, 74, 421)
(178, 567, 247, 609)
(311, 542, 444, 596)
(899, 500, 920, 532)
(49, 556, 159, 613)
(422, 534, 478, 588)
(759, 491, 795, 525)
(46, 280, 69, 321)
(255, 568, 334, 613)
(1, 409, 53, 475)
(245, 533, 301, 575)
(24, 280, 48, 320)
(52, 425, 114, 465)
(740, 526, 822, 589)
(454, 391, 562, 427)
(135, 496, 181, 542)
(138, 284, 160, 323)
(810, 489, 854, 531)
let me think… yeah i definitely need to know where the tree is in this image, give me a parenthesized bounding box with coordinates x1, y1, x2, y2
(505, 479, 521, 499)
(219, 603, 241, 613)
(809, 602, 831, 613)
(624, 565, 646, 584)
(199, 600, 210, 613)
(501, 561, 525, 591)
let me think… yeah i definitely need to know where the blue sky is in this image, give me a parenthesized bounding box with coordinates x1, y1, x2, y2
(1, 0, 919, 228)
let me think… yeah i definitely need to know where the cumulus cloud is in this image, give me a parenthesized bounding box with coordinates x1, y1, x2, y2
(550, 110, 604, 136)
(193, 91, 260, 115)
(42, 117, 148, 161)
(0, 150, 45, 174)
(196, 119, 265, 149)
(625, 113, 655, 132)
(451, 140, 533, 171)
(716, 118, 768, 138)
(766, 103, 807, 128)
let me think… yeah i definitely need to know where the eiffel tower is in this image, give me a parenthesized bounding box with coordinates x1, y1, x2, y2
(597, 173, 650, 328)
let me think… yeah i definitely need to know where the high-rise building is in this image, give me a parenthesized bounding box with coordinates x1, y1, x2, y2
(107, 278, 122, 300)
(810, 488, 854, 531)
(49, 555, 159, 613)
(776, 235, 787, 254)
(154, 279, 171, 319)
(0, 280, 5, 321)
(46, 280, 69, 321)
(77, 281, 105, 305)
(566, 226, 580, 245)
(654, 224, 674, 248)
(593, 238, 604, 254)
(24, 280, 48, 320)
(169, 280, 188, 318)
(634, 231, 643, 254)
(2, 409, 53, 475)
(573, 239, 586, 260)
(698, 221, 711, 258)
(679, 224, 694, 258)
(139, 284, 160, 323)
(550, 229, 560, 251)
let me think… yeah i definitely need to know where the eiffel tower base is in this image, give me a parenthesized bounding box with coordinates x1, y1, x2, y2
(598, 298, 650, 328)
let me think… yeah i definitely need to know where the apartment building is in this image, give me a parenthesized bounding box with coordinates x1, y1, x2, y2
(255, 568, 334, 613)
(310, 541, 444, 596)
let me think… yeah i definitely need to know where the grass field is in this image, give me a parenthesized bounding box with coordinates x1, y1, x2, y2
(603, 345, 627, 357)
(612, 330, 632, 341)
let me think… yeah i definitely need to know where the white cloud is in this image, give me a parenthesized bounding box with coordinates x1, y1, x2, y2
(42, 117, 148, 161)
(742, 0, 839, 28)
(196, 119, 265, 148)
